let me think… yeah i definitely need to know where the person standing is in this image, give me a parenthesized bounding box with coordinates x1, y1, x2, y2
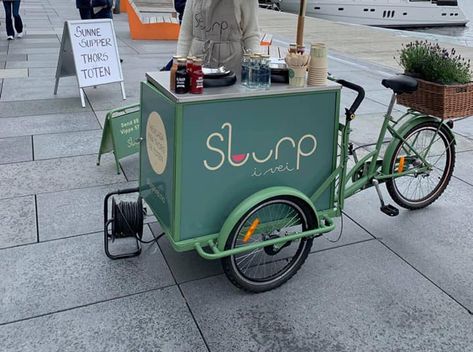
(2, 0, 24, 40)
(176, 0, 260, 74)
(113, 0, 120, 15)
(92, 0, 113, 19)
(76, 0, 94, 20)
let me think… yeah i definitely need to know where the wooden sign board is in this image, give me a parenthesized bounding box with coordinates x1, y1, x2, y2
(54, 19, 126, 107)
(98, 104, 141, 174)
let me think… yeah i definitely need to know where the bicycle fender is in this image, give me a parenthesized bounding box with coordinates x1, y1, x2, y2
(217, 187, 319, 252)
(382, 115, 455, 175)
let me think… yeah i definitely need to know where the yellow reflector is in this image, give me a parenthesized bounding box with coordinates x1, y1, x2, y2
(398, 156, 405, 173)
(243, 218, 260, 243)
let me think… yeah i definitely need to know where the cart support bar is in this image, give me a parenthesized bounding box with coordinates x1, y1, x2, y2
(195, 216, 336, 260)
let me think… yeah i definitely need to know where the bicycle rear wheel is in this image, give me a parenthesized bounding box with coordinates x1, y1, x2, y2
(221, 196, 315, 293)
(386, 121, 455, 210)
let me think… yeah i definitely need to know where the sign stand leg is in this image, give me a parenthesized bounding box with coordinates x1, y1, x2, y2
(79, 88, 86, 108)
(120, 82, 127, 100)
(54, 77, 60, 95)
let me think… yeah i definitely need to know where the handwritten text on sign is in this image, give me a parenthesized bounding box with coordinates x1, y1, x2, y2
(69, 21, 122, 87)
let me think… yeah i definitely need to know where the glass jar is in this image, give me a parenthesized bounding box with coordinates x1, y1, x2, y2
(248, 54, 261, 89)
(241, 54, 251, 86)
(260, 55, 271, 89)
(175, 58, 189, 94)
(190, 58, 204, 94)
(170, 55, 180, 91)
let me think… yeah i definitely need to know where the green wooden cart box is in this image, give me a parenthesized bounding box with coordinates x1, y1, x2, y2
(140, 72, 341, 253)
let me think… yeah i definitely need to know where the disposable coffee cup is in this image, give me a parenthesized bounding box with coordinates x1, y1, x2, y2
(288, 67, 306, 87)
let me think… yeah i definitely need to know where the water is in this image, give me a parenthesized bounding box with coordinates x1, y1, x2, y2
(412, 0, 473, 47)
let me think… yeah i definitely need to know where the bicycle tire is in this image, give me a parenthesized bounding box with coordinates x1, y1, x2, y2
(386, 121, 455, 210)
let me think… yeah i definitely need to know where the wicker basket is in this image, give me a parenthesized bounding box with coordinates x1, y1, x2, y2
(397, 78, 473, 119)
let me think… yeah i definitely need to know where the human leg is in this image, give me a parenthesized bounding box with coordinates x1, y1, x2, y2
(12, 1, 24, 36)
(79, 7, 93, 19)
(3, 2, 14, 38)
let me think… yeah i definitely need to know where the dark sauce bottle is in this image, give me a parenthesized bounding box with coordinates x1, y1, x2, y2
(175, 58, 189, 94)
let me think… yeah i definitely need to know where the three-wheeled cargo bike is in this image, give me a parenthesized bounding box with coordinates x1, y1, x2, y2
(104, 72, 456, 292)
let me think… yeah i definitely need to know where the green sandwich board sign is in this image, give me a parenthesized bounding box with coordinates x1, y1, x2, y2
(98, 104, 141, 174)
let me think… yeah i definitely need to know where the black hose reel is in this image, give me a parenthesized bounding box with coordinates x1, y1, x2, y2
(104, 187, 144, 260)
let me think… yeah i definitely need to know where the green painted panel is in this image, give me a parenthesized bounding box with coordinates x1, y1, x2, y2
(109, 109, 140, 158)
(98, 104, 141, 173)
(140, 82, 175, 235)
(179, 91, 339, 240)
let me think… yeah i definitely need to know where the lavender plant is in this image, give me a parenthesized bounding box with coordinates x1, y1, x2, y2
(397, 40, 472, 85)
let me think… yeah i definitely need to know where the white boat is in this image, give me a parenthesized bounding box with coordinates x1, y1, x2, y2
(268, 0, 469, 28)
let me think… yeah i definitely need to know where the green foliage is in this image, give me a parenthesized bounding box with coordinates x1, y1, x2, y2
(397, 41, 472, 85)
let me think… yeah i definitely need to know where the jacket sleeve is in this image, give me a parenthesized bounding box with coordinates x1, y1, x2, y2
(176, 0, 193, 57)
(240, 0, 261, 53)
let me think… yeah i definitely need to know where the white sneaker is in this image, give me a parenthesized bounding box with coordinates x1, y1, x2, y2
(17, 32, 24, 38)
(7, 35, 14, 40)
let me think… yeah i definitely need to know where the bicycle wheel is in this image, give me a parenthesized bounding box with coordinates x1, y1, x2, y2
(386, 121, 455, 210)
(221, 196, 315, 293)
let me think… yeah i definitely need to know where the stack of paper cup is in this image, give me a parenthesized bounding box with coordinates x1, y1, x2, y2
(308, 43, 328, 86)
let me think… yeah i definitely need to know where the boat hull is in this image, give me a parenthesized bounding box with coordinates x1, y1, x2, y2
(273, 1, 469, 28)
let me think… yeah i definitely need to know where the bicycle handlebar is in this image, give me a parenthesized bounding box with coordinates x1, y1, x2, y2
(336, 79, 366, 118)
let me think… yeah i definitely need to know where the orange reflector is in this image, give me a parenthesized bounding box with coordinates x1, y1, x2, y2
(243, 218, 260, 243)
(398, 156, 405, 173)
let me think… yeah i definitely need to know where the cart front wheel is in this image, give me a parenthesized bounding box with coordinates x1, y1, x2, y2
(221, 196, 316, 293)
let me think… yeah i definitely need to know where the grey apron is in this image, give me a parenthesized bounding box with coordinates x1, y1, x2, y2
(189, 0, 243, 74)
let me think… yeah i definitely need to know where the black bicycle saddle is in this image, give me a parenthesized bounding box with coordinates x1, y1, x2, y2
(382, 75, 418, 94)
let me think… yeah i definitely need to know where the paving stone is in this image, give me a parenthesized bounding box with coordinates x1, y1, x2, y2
(27, 53, 60, 61)
(452, 151, 473, 185)
(0, 54, 27, 61)
(344, 178, 473, 312)
(0, 230, 175, 325)
(7, 47, 59, 55)
(0, 287, 207, 352)
(149, 222, 223, 284)
(149, 215, 373, 284)
(27, 67, 56, 77)
(0, 98, 91, 118)
(7, 41, 59, 49)
(94, 109, 108, 128)
(33, 129, 102, 160)
(0, 68, 28, 79)
(6, 60, 57, 69)
(120, 154, 140, 181)
(181, 241, 473, 352)
(0, 136, 32, 164)
(1, 76, 80, 101)
(0, 196, 36, 249)
(455, 118, 473, 140)
(0, 154, 125, 199)
(36, 182, 157, 241)
(0, 111, 99, 138)
(85, 81, 140, 111)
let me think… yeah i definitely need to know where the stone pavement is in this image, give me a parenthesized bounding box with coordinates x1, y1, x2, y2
(1, 1, 473, 351)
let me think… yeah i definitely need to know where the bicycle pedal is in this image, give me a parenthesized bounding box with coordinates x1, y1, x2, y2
(380, 204, 399, 217)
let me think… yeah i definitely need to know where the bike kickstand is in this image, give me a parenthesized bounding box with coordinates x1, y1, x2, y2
(372, 179, 399, 217)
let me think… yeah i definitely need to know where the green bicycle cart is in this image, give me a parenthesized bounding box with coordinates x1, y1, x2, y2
(104, 72, 456, 293)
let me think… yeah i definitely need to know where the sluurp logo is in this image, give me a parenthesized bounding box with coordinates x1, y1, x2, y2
(203, 123, 317, 176)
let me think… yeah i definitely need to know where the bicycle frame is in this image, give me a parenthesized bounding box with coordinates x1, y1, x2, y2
(311, 91, 450, 219)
